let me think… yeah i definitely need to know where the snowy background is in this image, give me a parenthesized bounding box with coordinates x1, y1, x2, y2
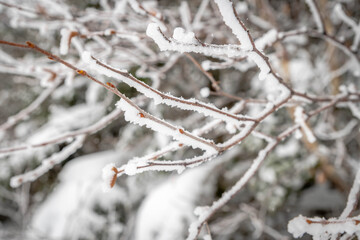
(0, 0, 360, 239)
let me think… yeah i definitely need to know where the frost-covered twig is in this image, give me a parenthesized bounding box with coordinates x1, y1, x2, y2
(187, 140, 278, 240)
(288, 147, 360, 239)
(241, 204, 290, 240)
(146, 23, 246, 58)
(0, 41, 222, 154)
(334, 4, 360, 52)
(315, 119, 358, 140)
(305, 0, 325, 33)
(10, 134, 86, 188)
(148, 0, 292, 106)
(82, 53, 256, 124)
(187, 90, 352, 239)
(294, 106, 316, 143)
(340, 168, 360, 219)
(116, 97, 219, 153)
(288, 215, 360, 239)
(0, 78, 62, 132)
(0, 107, 122, 156)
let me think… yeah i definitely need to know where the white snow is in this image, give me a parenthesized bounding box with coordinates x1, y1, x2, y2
(200, 87, 210, 98)
(10, 135, 86, 188)
(135, 164, 216, 240)
(334, 4, 360, 51)
(247, 52, 270, 81)
(116, 99, 218, 154)
(104, 28, 115, 36)
(31, 151, 125, 239)
(173, 27, 199, 44)
(255, 29, 278, 51)
(124, 160, 138, 176)
(187, 141, 276, 240)
(146, 23, 246, 58)
(82, 51, 253, 126)
(340, 168, 360, 219)
(60, 28, 72, 55)
(294, 107, 316, 143)
(259, 166, 276, 183)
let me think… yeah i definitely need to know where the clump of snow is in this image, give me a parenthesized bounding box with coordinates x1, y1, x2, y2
(236, 2, 248, 14)
(259, 166, 276, 183)
(173, 27, 199, 44)
(124, 161, 138, 176)
(200, 87, 210, 98)
(194, 206, 210, 217)
(60, 28, 71, 55)
(146, 23, 170, 50)
(81, 51, 96, 65)
(201, 60, 211, 71)
(287, 215, 309, 238)
(146, 22, 245, 58)
(225, 122, 237, 134)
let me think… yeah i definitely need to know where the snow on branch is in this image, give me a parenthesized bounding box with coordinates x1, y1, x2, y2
(116, 98, 219, 154)
(334, 4, 360, 51)
(288, 215, 360, 239)
(112, 152, 216, 178)
(147, 0, 292, 107)
(0, 106, 123, 157)
(294, 106, 316, 143)
(102, 101, 251, 189)
(288, 158, 360, 239)
(213, 0, 253, 50)
(146, 23, 246, 58)
(340, 168, 360, 219)
(187, 140, 278, 240)
(81, 51, 256, 124)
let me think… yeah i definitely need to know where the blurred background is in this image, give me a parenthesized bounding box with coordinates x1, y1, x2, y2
(0, 0, 359, 239)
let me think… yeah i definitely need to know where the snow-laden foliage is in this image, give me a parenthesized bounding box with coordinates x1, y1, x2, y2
(0, 0, 359, 239)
